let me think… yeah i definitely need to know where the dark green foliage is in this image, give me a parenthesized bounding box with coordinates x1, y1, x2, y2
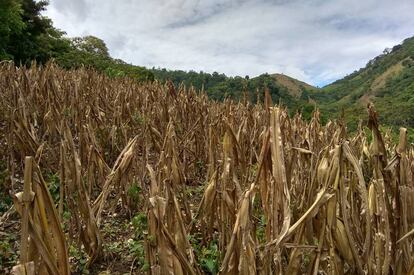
(0, 0, 72, 64)
(256, 214, 266, 244)
(0, 0, 25, 59)
(151, 68, 228, 96)
(127, 183, 141, 204)
(46, 173, 61, 203)
(5, 0, 64, 64)
(199, 241, 219, 275)
(188, 234, 219, 275)
(0, 233, 18, 272)
(128, 213, 149, 271)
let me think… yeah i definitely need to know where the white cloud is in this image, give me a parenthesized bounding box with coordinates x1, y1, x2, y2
(44, 0, 414, 86)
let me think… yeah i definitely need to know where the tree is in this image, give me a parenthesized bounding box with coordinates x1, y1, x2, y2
(3, 0, 69, 64)
(71, 36, 110, 57)
(7, 0, 50, 62)
(0, 0, 25, 59)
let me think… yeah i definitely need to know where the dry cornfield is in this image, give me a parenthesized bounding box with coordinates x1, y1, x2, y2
(1, 62, 414, 274)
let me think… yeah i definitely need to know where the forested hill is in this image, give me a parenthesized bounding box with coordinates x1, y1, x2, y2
(313, 36, 414, 130)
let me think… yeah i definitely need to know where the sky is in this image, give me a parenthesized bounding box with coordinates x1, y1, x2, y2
(43, 0, 414, 87)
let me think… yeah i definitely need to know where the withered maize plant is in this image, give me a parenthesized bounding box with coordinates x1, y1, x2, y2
(1, 62, 414, 274)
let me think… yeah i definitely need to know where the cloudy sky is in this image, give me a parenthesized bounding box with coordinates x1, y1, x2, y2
(43, 0, 414, 86)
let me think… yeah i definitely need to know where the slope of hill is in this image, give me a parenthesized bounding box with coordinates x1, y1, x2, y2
(313, 36, 414, 130)
(271, 73, 318, 97)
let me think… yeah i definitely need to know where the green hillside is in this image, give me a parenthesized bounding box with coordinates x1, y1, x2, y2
(314, 36, 414, 130)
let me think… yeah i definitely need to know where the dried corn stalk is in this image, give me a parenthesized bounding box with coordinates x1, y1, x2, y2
(62, 125, 102, 265)
(13, 157, 70, 275)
